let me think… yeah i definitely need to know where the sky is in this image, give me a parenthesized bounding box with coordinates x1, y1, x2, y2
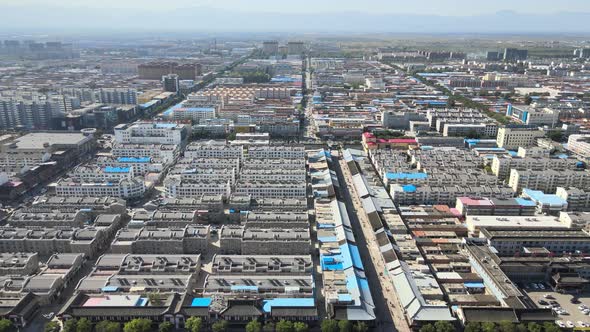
(1, 0, 590, 33)
(5, 0, 590, 15)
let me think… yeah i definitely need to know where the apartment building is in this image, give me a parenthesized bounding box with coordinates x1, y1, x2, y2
(390, 184, 514, 205)
(556, 187, 590, 211)
(496, 126, 545, 150)
(508, 169, 590, 193)
(114, 122, 190, 146)
(568, 134, 590, 159)
(455, 197, 536, 216)
(184, 142, 244, 160)
(0, 253, 39, 276)
(247, 146, 306, 159)
(0, 132, 94, 171)
(234, 180, 306, 199)
(219, 226, 311, 255)
(68, 165, 134, 182)
(0, 227, 108, 258)
(55, 177, 146, 199)
(111, 143, 179, 163)
(506, 105, 559, 127)
(110, 226, 210, 254)
(479, 228, 590, 256)
(164, 177, 231, 198)
(212, 255, 312, 275)
(97, 156, 164, 175)
(491, 155, 581, 179)
(30, 196, 126, 215)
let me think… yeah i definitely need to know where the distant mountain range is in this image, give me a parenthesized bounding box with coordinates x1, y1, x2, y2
(1, 5, 589, 34)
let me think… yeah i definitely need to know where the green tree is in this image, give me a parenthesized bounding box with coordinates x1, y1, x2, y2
(498, 321, 515, 332)
(246, 320, 263, 332)
(263, 322, 275, 332)
(547, 130, 563, 142)
(212, 320, 229, 332)
(0, 319, 11, 332)
(293, 322, 309, 332)
(352, 322, 368, 332)
(541, 322, 561, 332)
(434, 321, 455, 332)
(62, 319, 77, 332)
(321, 320, 339, 332)
(515, 324, 528, 332)
(123, 319, 152, 332)
(338, 320, 353, 332)
(96, 321, 121, 332)
(76, 318, 92, 332)
(276, 320, 294, 332)
(185, 317, 203, 332)
(481, 322, 496, 332)
(159, 321, 173, 332)
(526, 322, 542, 332)
(419, 324, 435, 332)
(464, 322, 481, 332)
(44, 321, 60, 332)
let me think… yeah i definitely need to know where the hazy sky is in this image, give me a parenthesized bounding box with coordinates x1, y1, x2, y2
(6, 0, 590, 15)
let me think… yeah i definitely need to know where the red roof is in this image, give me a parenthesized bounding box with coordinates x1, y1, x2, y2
(376, 138, 417, 144)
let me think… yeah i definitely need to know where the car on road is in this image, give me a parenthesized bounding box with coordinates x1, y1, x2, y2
(538, 300, 548, 305)
(566, 321, 575, 328)
(556, 321, 565, 328)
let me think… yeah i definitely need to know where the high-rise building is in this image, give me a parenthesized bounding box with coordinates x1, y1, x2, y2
(262, 41, 279, 55)
(287, 41, 305, 55)
(138, 62, 200, 80)
(162, 74, 180, 93)
(503, 48, 528, 61)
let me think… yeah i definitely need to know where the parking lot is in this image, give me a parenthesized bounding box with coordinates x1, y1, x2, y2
(525, 283, 590, 329)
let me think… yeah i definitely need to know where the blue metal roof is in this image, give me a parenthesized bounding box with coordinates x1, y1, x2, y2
(101, 286, 119, 292)
(191, 298, 212, 307)
(464, 282, 485, 288)
(523, 189, 567, 206)
(514, 198, 537, 207)
(104, 166, 131, 173)
(402, 184, 417, 193)
(230, 285, 258, 291)
(118, 157, 150, 163)
(386, 172, 428, 180)
(262, 298, 315, 313)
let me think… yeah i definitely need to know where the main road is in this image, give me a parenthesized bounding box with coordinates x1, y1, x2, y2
(331, 150, 411, 332)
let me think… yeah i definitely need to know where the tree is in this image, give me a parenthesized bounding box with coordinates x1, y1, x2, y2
(44, 321, 60, 332)
(434, 321, 455, 332)
(321, 320, 339, 332)
(276, 320, 294, 332)
(464, 322, 481, 332)
(212, 320, 229, 332)
(526, 322, 542, 332)
(541, 322, 561, 332)
(515, 324, 528, 332)
(481, 322, 496, 332)
(76, 318, 92, 332)
(159, 322, 173, 332)
(293, 322, 309, 332)
(0, 319, 11, 332)
(352, 322, 368, 332)
(185, 317, 203, 332)
(246, 320, 263, 332)
(123, 319, 152, 332)
(418, 324, 435, 332)
(96, 321, 121, 332)
(498, 321, 516, 332)
(547, 130, 563, 142)
(263, 322, 275, 332)
(338, 320, 353, 332)
(62, 319, 77, 332)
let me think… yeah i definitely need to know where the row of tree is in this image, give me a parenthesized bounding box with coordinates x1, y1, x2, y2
(43, 317, 368, 332)
(420, 321, 561, 332)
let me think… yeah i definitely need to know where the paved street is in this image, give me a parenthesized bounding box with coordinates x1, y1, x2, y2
(331, 150, 411, 332)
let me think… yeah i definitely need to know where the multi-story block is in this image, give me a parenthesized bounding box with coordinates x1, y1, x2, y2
(496, 126, 545, 150)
